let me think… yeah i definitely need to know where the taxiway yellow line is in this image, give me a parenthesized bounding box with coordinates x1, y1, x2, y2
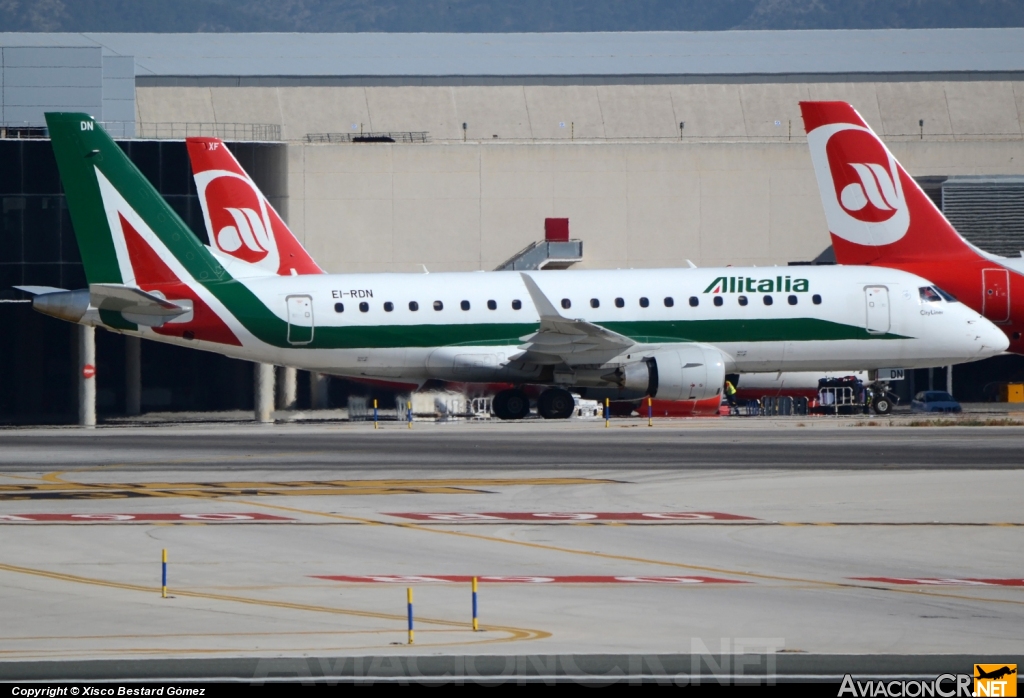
(0, 561, 550, 647)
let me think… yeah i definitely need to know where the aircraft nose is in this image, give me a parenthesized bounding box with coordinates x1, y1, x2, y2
(969, 313, 1010, 357)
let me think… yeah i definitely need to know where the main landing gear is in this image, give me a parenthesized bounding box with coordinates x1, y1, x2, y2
(537, 387, 575, 420)
(492, 389, 530, 420)
(492, 387, 576, 420)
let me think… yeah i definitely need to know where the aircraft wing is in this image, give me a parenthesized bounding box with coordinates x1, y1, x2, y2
(89, 283, 191, 325)
(516, 273, 635, 364)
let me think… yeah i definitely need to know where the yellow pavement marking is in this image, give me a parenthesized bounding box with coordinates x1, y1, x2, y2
(0, 561, 550, 648)
(2, 477, 611, 500)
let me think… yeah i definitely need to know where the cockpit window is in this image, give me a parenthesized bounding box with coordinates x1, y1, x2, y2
(934, 286, 958, 302)
(919, 286, 943, 303)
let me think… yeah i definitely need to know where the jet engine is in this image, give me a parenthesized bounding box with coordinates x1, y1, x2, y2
(609, 344, 726, 401)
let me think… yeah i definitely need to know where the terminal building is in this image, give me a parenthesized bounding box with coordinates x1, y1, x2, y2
(3, 29, 1024, 422)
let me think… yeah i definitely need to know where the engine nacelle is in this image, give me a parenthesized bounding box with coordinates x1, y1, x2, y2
(617, 345, 726, 402)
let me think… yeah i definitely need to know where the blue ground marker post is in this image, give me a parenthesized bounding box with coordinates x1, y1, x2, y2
(407, 400, 412, 429)
(407, 587, 414, 644)
(373, 398, 379, 429)
(648, 396, 653, 427)
(604, 397, 610, 428)
(472, 577, 479, 631)
(161, 548, 167, 598)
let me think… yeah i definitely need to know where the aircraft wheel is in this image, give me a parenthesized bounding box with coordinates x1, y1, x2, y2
(872, 394, 893, 415)
(493, 389, 531, 420)
(538, 388, 576, 419)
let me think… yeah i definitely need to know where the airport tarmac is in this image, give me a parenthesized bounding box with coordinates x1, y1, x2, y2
(0, 420, 1021, 680)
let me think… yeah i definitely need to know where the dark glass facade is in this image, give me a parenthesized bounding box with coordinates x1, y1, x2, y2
(0, 138, 288, 424)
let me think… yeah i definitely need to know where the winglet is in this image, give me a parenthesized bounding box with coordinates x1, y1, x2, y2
(519, 273, 563, 319)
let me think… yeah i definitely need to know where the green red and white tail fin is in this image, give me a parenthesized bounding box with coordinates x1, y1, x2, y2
(799, 101, 982, 266)
(186, 137, 324, 277)
(45, 113, 242, 345)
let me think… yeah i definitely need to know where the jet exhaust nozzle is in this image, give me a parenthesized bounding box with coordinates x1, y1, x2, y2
(32, 289, 90, 323)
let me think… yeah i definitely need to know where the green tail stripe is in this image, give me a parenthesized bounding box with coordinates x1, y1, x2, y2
(46, 113, 227, 287)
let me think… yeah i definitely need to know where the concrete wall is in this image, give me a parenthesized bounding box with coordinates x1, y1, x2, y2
(136, 81, 1024, 141)
(285, 138, 1024, 274)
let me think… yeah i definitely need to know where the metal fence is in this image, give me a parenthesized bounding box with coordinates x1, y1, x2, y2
(133, 122, 281, 141)
(305, 131, 429, 144)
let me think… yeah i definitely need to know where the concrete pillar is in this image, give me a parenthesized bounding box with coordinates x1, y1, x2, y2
(125, 336, 141, 416)
(77, 325, 96, 427)
(277, 366, 297, 410)
(946, 365, 953, 396)
(254, 363, 275, 423)
(309, 371, 330, 409)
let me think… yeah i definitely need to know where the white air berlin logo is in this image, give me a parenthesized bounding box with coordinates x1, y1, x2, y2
(840, 163, 901, 214)
(807, 122, 910, 247)
(218, 207, 270, 255)
(193, 170, 281, 271)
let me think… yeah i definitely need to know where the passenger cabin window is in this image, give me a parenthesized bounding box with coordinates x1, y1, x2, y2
(487, 300, 497, 310)
(763, 295, 773, 306)
(919, 287, 943, 303)
(334, 303, 344, 313)
(590, 298, 600, 308)
(359, 302, 369, 312)
(738, 296, 748, 306)
(689, 296, 699, 307)
(713, 296, 723, 307)
(664, 297, 674, 308)
(512, 300, 522, 310)
(433, 301, 444, 311)
(615, 297, 625, 308)
(409, 301, 419, 311)
(461, 300, 471, 311)
(639, 297, 649, 308)
(561, 298, 571, 309)
(788, 295, 798, 306)
(812, 294, 821, 305)
(384, 302, 394, 312)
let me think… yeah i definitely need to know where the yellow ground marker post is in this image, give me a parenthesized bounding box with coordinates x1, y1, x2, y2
(407, 400, 413, 429)
(407, 587, 414, 644)
(161, 548, 167, 598)
(647, 397, 653, 427)
(472, 576, 479, 631)
(604, 398, 610, 428)
(373, 399, 379, 429)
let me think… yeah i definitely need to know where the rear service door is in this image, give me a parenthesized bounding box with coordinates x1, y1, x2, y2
(286, 295, 314, 345)
(864, 286, 890, 335)
(982, 268, 1010, 323)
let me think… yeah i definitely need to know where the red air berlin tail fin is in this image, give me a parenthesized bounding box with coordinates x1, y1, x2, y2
(799, 101, 980, 266)
(186, 138, 324, 276)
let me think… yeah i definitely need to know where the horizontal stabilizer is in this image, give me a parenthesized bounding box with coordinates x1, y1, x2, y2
(13, 285, 66, 296)
(89, 284, 191, 326)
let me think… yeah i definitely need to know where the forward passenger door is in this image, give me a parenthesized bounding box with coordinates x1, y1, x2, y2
(864, 286, 890, 335)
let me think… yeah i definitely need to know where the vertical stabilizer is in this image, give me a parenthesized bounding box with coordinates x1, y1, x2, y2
(187, 138, 323, 276)
(800, 101, 980, 266)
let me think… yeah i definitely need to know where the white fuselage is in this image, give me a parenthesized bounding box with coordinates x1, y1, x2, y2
(101, 265, 1007, 387)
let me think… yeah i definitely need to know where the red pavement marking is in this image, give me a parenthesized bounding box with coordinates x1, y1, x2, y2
(384, 512, 757, 522)
(313, 575, 747, 584)
(852, 577, 1024, 587)
(0, 513, 293, 522)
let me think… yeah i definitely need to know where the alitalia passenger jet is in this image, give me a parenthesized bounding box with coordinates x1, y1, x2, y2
(18, 113, 1008, 419)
